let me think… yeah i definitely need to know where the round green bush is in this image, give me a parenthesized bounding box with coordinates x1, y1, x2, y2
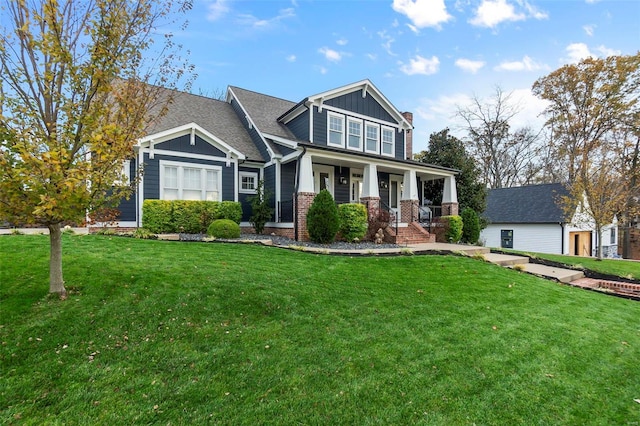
(444, 215, 463, 243)
(207, 219, 241, 239)
(306, 189, 340, 244)
(338, 203, 368, 242)
(461, 207, 480, 244)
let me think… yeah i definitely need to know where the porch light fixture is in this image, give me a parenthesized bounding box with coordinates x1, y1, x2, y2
(339, 176, 348, 185)
(379, 180, 388, 189)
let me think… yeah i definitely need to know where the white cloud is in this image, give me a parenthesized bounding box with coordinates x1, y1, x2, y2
(583, 24, 595, 36)
(378, 30, 396, 56)
(495, 55, 545, 71)
(469, 0, 546, 28)
(565, 42, 593, 64)
(319, 66, 328, 75)
(455, 58, 486, 74)
(236, 7, 295, 29)
(207, 0, 230, 21)
(336, 38, 348, 46)
(470, 0, 524, 27)
(509, 88, 550, 130)
(318, 47, 342, 62)
(596, 45, 621, 57)
(392, 0, 452, 29)
(400, 55, 440, 75)
(366, 53, 377, 61)
(286, 54, 296, 62)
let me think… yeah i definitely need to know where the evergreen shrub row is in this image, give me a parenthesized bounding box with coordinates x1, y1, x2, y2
(306, 190, 369, 244)
(142, 200, 242, 234)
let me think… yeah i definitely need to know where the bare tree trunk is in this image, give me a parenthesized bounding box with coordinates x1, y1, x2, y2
(596, 224, 603, 259)
(48, 223, 67, 297)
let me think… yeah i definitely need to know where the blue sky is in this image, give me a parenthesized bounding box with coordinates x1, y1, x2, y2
(176, 0, 639, 152)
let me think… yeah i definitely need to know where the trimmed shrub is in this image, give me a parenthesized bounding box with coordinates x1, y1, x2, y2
(142, 200, 173, 233)
(432, 215, 463, 243)
(142, 200, 242, 234)
(249, 180, 273, 235)
(207, 219, 241, 239)
(461, 207, 480, 244)
(306, 189, 340, 244)
(338, 203, 368, 242)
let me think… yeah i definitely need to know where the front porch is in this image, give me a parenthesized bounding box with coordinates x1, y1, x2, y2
(291, 150, 459, 242)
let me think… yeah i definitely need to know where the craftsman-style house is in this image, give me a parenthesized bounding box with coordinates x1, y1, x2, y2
(116, 80, 459, 242)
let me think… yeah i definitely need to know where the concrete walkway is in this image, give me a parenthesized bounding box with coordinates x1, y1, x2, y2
(484, 252, 584, 283)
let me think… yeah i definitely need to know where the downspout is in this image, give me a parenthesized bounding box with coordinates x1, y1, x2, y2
(560, 222, 564, 255)
(293, 146, 307, 241)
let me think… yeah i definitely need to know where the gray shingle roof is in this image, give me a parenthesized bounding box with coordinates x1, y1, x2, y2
(146, 89, 264, 161)
(483, 183, 570, 224)
(228, 86, 299, 140)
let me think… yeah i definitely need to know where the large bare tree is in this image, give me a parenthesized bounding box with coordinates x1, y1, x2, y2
(0, 0, 194, 296)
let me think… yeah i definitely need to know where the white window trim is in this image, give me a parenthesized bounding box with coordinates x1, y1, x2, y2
(364, 123, 380, 154)
(346, 117, 363, 152)
(159, 160, 222, 201)
(115, 160, 131, 186)
(327, 112, 345, 148)
(381, 126, 395, 158)
(239, 171, 258, 194)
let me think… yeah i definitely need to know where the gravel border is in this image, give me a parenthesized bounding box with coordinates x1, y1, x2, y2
(179, 233, 401, 250)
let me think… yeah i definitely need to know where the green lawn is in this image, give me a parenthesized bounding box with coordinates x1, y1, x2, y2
(500, 249, 639, 280)
(1, 235, 639, 425)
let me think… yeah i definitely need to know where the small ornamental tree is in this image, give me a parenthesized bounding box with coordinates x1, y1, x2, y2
(249, 180, 273, 235)
(460, 207, 481, 244)
(306, 189, 340, 244)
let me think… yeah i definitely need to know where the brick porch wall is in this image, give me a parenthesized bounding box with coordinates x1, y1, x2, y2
(361, 196, 381, 221)
(296, 192, 317, 242)
(400, 199, 418, 223)
(442, 202, 459, 216)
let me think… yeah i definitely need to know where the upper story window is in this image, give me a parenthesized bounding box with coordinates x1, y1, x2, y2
(160, 160, 221, 201)
(347, 118, 362, 151)
(328, 113, 344, 147)
(239, 171, 258, 194)
(381, 127, 395, 157)
(365, 123, 379, 154)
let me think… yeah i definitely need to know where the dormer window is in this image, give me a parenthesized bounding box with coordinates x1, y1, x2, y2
(328, 113, 345, 147)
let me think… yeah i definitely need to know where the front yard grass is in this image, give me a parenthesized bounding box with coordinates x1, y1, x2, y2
(1, 235, 639, 425)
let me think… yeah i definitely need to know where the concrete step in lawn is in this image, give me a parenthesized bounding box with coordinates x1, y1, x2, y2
(485, 253, 584, 283)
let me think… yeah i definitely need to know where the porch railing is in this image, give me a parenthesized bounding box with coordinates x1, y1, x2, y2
(418, 205, 442, 233)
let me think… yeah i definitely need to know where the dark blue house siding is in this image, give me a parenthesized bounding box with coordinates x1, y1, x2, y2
(313, 107, 327, 146)
(325, 92, 396, 123)
(287, 111, 309, 141)
(280, 162, 296, 222)
(395, 129, 405, 160)
(116, 160, 138, 221)
(155, 134, 226, 157)
(334, 166, 350, 204)
(238, 166, 260, 222)
(278, 145, 297, 156)
(142, 152, 235, 201)
(264, 164, 276, 221)
(230, 98, 270, 161)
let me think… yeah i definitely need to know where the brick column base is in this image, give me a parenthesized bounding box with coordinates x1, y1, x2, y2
(295, 192, 316, 241)
(442, 202, 459, 216)
(400, 199, 419, 223)
(360, 196, 381, 221)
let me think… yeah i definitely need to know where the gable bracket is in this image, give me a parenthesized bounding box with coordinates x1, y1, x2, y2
(362, 83, 368, 98)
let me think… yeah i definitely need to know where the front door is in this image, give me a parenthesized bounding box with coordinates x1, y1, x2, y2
(313, 164, 334, 196)
(389, 176, 403, 218)
(350, 171, 363, 203)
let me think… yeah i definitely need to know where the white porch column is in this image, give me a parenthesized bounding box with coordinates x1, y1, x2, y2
(442, 175, 458, 203)
(298, 154, 314, 193)
(361, 164, 379, 198)
(402, 170, 418, 200)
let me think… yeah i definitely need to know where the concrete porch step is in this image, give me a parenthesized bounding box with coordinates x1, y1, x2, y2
(484, 253, 529, 266)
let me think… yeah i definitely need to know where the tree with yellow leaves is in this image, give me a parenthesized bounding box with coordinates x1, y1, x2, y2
(0, 0, 194, 296)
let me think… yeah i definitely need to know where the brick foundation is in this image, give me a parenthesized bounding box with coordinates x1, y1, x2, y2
(295, 192, 317, 242)
(441, 202, 459, 216)
(400, 199, 418, 223)
(361, 196, 381, 220)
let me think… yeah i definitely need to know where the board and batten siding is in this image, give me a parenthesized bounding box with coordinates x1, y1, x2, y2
(324, 91, 395, 123)
(154, 134, 226, 157)
(280, 162, 296, 222)
(264, 164, 277, 221)
(287, 111, 309, 141)
(116, 159, 138, 221)
(481, 224, 564, 254)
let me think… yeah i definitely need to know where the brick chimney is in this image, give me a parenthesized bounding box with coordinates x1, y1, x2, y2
(401, 111, 413, 160)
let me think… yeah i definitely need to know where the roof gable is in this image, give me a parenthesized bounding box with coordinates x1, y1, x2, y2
(483, 183, 570, 224)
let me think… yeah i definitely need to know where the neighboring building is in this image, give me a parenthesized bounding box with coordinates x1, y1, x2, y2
(480, 183, 618, 257)
(115, 80, 459, 242)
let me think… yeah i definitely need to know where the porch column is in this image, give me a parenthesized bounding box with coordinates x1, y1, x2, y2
(442, 175, 459, 216)
(296, 154, 316, 241)
(400, 170, 419, 223)
(360, 164, 380, 221)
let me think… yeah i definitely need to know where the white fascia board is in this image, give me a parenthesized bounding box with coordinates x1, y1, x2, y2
(263, 133, 299, 149)
(227, 87, 277, 161)
(137, 123, 245, 160)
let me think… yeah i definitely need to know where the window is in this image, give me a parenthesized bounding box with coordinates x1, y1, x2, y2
(501, 230, 513, 249)
(365, 123, 379, 154)
(239, 171, 258, 194)
(160, 160, 221, 201)
(381, 127, 395, 156)
(610, 227, 616, 245)
(347, 118, 362, 151)
(328, 113, 344, 147)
